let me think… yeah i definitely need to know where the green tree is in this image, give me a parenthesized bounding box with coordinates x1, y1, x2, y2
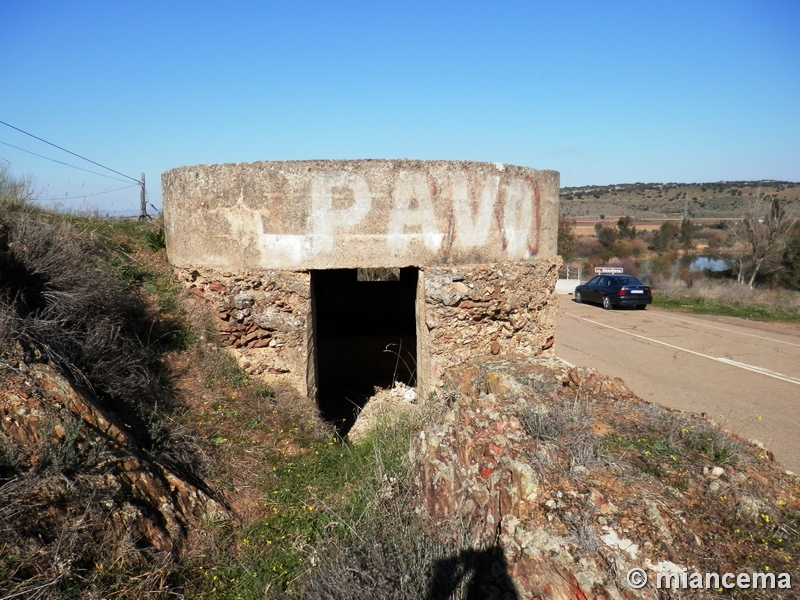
(616, 215, 638, 239)
(649, 221, 679, 252)
(778, 225, 800, 290)
(594, 222, 618, 249)
(557, 215, 577, 261)
(679, 217, 695, 248)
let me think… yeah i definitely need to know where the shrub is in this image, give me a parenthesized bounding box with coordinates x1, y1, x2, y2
(575, 237, 603, 258)
(0, 165, 35, 213)
(778, 225, 800, 290)
(594, 223, 617, 248)
(557, 215, 577, 261)
(0, 215, 165, 441)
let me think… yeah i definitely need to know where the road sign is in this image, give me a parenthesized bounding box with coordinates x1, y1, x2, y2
(595, 266, 624, 274)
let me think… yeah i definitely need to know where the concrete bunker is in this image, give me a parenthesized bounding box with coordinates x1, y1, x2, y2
(163, 159, 561, 431)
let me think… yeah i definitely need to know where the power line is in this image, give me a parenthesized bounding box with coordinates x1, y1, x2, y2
(39, 184, 139, 202)
(0, 119, 140, 184)
(0, 140, 133, 184)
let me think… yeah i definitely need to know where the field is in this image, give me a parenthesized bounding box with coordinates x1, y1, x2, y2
(561, 180, 799, 220)
(570, 216, 734, 237)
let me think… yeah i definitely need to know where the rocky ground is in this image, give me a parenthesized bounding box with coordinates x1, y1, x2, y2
(3, 336, 799, 598)
(2, 207, 797, 597)
(0, 341, 228, 594)
(407, 356, 799, 599)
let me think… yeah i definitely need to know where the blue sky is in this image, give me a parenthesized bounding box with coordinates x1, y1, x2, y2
(2, 0, 799, 214)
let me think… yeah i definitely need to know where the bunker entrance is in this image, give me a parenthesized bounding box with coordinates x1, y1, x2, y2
(311, 267, 418, 434)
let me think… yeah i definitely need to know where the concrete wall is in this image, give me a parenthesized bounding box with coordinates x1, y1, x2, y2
(162, 160, 559, 270)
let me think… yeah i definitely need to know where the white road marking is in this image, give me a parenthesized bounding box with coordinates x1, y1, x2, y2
(563, 312, 800, 387)
(715, 357, 800, 382)
(557, 357, 576, 367)
(645, 311, 800, 348)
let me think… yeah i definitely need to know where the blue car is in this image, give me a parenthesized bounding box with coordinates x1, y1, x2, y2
(575, 275, 652, 310)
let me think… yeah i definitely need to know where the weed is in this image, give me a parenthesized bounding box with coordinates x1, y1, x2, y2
(202, 349, 251, 389)
(145, 226, 166, 252)
(603, 433, 677, 479)
(564, 511, 600, 553)
(0, 432, 24, 478)
(523, 397, 589, 441)
(521, 393, 607, 479)
(568, 433, 604, 468)
(36, 414, 109, 475)
(679, 424, 740, 466)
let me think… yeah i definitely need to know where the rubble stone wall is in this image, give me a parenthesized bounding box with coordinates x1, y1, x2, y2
(175, 267, 311, 395)
(176, 256, 560, 399)
(419, 258, 560, 396)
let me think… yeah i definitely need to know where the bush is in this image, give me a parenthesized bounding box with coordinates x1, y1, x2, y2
(594, 223, 617, 248)
(0, 165, 35, 213)
(557, 215, 576, 261)
(0, 214, 165, 443)
(778, 226, 800, 290)
(575, 237, 603, 258)
(611, 238, 646, 258)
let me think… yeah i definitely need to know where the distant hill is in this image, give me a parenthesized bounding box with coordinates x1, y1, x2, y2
(560, 180, 799, 219)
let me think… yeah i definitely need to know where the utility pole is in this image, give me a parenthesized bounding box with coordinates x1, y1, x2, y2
(138, 172, 150, 220)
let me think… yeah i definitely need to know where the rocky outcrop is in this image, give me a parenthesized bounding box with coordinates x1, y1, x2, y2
(409, 356, 799, 599)
(1, 353, 227, 554)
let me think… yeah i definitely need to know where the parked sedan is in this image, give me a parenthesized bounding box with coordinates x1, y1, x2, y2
(574, 275, 652, 310)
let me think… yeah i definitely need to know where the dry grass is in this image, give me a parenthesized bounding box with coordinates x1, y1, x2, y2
(0, 180, 211, 598)
(649, 275, 800, 322)
(0, 211, 175, 448)
(655, 277, 800, 309)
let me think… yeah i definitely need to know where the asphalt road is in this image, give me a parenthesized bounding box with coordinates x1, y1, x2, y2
(556, 295, 800, 474)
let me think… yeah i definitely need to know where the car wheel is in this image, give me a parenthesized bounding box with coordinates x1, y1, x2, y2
(636, 304, 647, 310)
(575, 290, 583, 303)
(602, 295, 612, 310)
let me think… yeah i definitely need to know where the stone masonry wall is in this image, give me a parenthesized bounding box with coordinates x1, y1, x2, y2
(419, 258, 561, 397)
(176, 256, 560, 401)
(175, 267, 311, 395)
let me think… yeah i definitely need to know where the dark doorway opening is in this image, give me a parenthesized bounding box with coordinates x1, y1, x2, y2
(311, 267, 418, 434)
